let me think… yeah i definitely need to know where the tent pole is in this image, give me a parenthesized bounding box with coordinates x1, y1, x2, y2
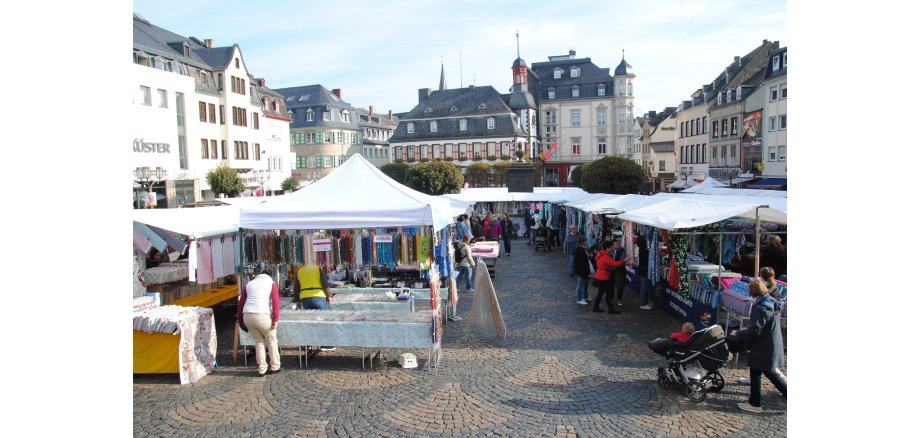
(753, 205, 768, 276)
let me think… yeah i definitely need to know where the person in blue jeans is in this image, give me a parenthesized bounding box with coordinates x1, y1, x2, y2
(455, 236, 475, 292)
(572, 235, 592, 305)
(563, 226, 579, 277)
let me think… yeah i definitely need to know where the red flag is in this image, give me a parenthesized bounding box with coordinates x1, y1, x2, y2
(545, 142, 558, 161)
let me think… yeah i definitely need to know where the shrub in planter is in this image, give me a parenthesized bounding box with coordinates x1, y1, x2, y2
(500, 155, 511, 161)
(486, 155, 497, 161)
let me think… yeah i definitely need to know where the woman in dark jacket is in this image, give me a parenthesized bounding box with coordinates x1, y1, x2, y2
(572, 235, 591, 305)
(759, 235, 787, 277)
(734, 279, 787, 413)
(500, 213, 515, 256)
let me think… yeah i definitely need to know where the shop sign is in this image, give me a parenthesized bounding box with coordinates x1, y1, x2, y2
(134, 138, 171, 154)
(374, 235, 393, 243)
(312, 238, 332, 252)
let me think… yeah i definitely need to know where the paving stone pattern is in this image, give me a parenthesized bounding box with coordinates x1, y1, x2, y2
(134, 239, 787, 437)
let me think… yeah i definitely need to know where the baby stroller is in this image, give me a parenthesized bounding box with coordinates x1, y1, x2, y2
(648, 324, 732, 402)
(533, 227, 549, 252)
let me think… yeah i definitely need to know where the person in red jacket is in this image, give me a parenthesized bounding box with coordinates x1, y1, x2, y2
(592, 241, 622, 314)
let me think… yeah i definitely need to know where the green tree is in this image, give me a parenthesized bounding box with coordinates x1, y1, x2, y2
(281, 176, 300, 193)
(465, 163, 491, 187)
(491, 161, 511, 187)
(531, 159, 544, 187)
(570, 164, 586, 189)
(380, 162, 410, 185)
(404, 160, 464, 195)
(205, 165, 245, 197)
(580, 156, 646, 194)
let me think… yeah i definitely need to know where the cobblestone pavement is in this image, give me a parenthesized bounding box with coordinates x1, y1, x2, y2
(134, 238, 787, 437)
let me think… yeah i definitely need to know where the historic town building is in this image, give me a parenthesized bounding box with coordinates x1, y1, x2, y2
(132, 13, 294, 207)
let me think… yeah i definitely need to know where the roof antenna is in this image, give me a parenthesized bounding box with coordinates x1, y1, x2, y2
(516, 29, 520, 59)
(622, 49, 625, 60)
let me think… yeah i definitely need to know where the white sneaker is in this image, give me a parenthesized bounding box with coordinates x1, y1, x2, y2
(577, 300, 588, 305)
(739, 377, 751, 385)
(639, 305, 653, 310)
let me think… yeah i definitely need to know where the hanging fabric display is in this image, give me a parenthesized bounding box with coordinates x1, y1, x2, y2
(210, 237, 224, 278)
(647, 226, 660, 284)
(669, 233, 690, 297)
(197, 239, 215, 284)
(623, 221, 634, 261)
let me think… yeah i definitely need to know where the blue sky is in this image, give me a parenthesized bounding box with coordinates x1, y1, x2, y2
(133, 0, 786, 116)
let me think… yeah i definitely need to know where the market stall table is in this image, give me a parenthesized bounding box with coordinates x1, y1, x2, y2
(331, 293, 415, 312)
(238, 309, 440, 370)
(133, 304, 217, 384)
(471, 241, 499, 278)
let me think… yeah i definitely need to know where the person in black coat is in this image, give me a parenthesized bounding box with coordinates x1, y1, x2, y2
(572, 235, 592, 305)
(759, 235, 787, 277)
(636, 234, 652, 309)
(733, 278, 787, 413)
(500, 213, 515, 256)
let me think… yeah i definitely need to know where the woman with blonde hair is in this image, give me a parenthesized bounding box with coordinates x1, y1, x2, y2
(733, 278, 786, 413)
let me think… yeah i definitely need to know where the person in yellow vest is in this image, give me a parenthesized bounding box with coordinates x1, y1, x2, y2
(295, 264, 331, 310)
(294, 263, 335, 352)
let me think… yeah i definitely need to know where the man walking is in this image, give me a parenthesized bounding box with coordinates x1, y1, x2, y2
(564, 226, 579, 277)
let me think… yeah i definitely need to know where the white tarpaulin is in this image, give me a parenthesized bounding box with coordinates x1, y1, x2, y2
(682, 177, 728, 191)
(562, 193, 621, 212)
(677, 187, 786, 198)
(652, 192, 787, 224)
(240, 154, 467, 231)
(441, 187, 593, 204)
(591, 194, 671, 214)
(132, 205, 241, 239)
(616, 198, 766, 230)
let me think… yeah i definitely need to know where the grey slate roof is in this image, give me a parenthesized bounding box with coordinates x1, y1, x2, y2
(614, 57, 633, 76)
(530, 57, 613, 100)
(390, 86, 525, 142)
(650, 141, 675, 153)
(507, 90, 537, 109)
(194, 46, 236, 70)
(763, 47, 787, 81)
(512, 57, 528, 68)
(275, 84, 362, 131)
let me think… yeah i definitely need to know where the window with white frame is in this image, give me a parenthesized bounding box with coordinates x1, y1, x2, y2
(571, 110, 581, 127)
(548, 87, 556, 99)
(782, 52, 787, 67)
(778, 145, 786, 161)
(157, 89, 168, 108)
(618, 81, 626, 95)
(323, 111, 331, 121)
(430, 120, 438, 132)
(407, 122, 414, 133)
(571, 137, 581, 155)
(487, 117, 495, 129)
(768, 146, 778, 162)
(570, 66, 579, 78)
(780, 114, 787, 130)
(597, 84, 606, 96)
(618, 107, 627, 124)
(554, 68, 562, 79)
(571, 85, 580, 98)
(323, 131, 331, 143)
(712, 121, 719, 138)
(659, 160, 665, 171)
(306, 109, 314, 121)
(597, 137, 606, 154)
(769, 116, 777, 131)
(731, 117, 738, 136)
(597, 109, 607, 126)
(772, 55, 780, 71)
(459, 118, 467, 131)
(545, 110, 556, 124)
(770, 86, 778, 101)
(780, 83, 787, 99)
(342, 110, 351, 123)
(139, 86, 151, 105)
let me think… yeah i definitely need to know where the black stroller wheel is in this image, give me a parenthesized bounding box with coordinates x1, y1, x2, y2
(706, 371, 725, 393)
(686, 381, 707, 403)
(656, 368, 672, 389)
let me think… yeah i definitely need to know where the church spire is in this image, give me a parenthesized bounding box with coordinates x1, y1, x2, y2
(439, 58, 446, 91)
(516, 30, 520, 59)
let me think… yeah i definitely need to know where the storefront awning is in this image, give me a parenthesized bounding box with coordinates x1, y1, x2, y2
(749, 178, 787, 189)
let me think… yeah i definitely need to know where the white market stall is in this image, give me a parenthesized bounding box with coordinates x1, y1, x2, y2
(237, 154, 469, 369)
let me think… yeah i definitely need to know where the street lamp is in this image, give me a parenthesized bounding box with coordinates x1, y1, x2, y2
(646, 161, 654, 194)
(134, 166, 166, 208)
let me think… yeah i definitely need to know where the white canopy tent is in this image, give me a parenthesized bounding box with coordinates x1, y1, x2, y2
(652, 192, 787, 225)
(677, 187, 786, 198)
(590, 194, 671, 215)
(562, 193, 621, 212)
(240, 154, 468, 231)
(665, 176, 698, 190)
(616, 198, 769, 230)
(682, 177, 728, 192)
(442, 187, 593, 204)
(215, 197, 276, 208)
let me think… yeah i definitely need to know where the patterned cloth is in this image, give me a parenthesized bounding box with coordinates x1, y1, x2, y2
(133, 305, 217, 384)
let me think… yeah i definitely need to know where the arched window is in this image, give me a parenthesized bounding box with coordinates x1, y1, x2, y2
(627, 81, 633, 96)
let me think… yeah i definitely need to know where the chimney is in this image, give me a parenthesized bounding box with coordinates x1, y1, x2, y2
(568, 49, 576, 57)
(734, 56, 740, 63)
(418, 88, 431, 103)
(648, 110, 657, 119)
(332, 88, 342, 99)
(204, 39, 213, 48)
(388, 109, 393, 120)
(257, 78, 265, 87)
(369, 105, 374, 115)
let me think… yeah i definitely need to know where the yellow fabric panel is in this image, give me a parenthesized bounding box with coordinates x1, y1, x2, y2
(133, 331, 180, 374)
(172, 284, 240, 308)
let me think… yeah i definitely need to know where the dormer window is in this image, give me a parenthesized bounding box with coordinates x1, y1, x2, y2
(548, 87, 556, 99)
(323, 111, 331, 121)
(478, 103, 487, 109)
(597, 84, 606, 96)
(571, 85, 580, 98)
(459, 118, 468, 131)
(449, 106, 458, 112)
(272, 99, 278, 111)
(424, 106, 432, 113)
(487, 117, 495, 130)
(183, 44, 190, 57)
(199, 71, 208, 84)
(430, 120, 438, 132)
(717, 93, 723, 104)
(306, 108, 314, 122)
(407, 122, 415, 134)
(772, 55, 780, 71)
(782, 51, 787, 68)
(553, 68, 563, 79)
(342, 110, 351, 123)
(570, 66, 579, 78)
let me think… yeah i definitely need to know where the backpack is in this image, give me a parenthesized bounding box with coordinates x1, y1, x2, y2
(529, 215, 536, 227)
(454, 245, 465, 264)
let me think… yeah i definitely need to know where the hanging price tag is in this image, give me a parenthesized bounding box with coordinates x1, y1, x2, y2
(374, 235, 393, 243)
(312, 238, 332, 252)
